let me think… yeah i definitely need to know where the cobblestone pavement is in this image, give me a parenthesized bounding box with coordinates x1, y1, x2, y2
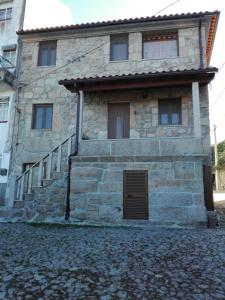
(0, 223, 225, 300)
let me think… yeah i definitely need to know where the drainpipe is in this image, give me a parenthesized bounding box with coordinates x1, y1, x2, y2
(65, 90, 81, 220)
(198, 16, 204, 68)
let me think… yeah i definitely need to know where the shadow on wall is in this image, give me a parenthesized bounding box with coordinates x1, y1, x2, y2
(0, 183, 6, 206)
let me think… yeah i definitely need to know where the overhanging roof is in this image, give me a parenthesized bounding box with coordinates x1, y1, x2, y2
(18, 11, 219, 35)
(59, 68, 218, 92)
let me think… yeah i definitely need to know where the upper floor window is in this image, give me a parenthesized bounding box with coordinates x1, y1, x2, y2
(143, 33, 178, 60)
(110, 34, 128, 61)
(0, 98, 9, 123)
(32, 104, 53, 129)
(38, 41, 57, 66)
(158, 98, 181, 125)
(0, 8, 12, 21)
(2, 48, 16, 67)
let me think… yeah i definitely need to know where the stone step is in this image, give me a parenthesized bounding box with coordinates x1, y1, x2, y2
(24, 193, 34, 201)
(32, 186, 46, 194)
(42, 179, 53, 187)
(52, 171, 66, 180)
(14, 200, 25, 208)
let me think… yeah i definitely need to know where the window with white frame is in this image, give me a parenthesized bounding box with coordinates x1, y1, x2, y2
(143, 33, 178, 60)
(0, 8, 12, 21)
(0, 98, 9, 123)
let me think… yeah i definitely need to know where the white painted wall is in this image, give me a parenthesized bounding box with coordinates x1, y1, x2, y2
(0, 0, 25, 201)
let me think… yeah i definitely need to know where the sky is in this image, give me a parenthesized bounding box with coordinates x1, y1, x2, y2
(24, 0, 225, 143)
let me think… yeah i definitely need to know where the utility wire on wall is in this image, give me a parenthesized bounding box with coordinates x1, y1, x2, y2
(19, 0, 183, 90)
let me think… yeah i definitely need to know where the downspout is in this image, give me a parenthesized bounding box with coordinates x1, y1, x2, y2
(198, 16, 204, 68)
(65, 90, 81, 220)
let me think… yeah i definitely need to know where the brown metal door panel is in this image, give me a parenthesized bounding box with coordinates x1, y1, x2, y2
(108, 103, 130, 139)
(123, 170, 148, 220)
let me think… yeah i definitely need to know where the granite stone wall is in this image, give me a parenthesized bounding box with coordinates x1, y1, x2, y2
(69, 157, 207, 225)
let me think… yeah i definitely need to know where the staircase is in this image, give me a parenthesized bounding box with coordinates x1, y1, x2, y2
(0, 134, 75, 223)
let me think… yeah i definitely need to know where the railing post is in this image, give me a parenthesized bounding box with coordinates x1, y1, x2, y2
(47, 153, 52, 179)
(57, 145, 62, 172)
(38, 160, 43, 187)
(28, 168, 33, 194)
(19, 175, 24, 201)
(67, 137, 72, 157)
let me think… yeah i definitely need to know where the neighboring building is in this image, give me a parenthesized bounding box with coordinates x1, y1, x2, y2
(2, 11, 220, 226)
(0, 0, 25, 205)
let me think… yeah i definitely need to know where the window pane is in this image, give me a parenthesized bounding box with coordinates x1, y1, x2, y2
(45, 106, 53, 129)
(116, 116, 124, 138)
(33, 105, 53, 129)
(160, 114, 169, 125)
(38, 41, 57, 66)
(34, 107, 43, 129)
(111, 43, 128, 60)
(6, 8, 12, 19)
(171, 113, 179, 125)
(111, 35, 128, 61)
(143, 39, 177, 59)
(39, 48, 48, 66)
(49, 48, 56, 66)
(0, 100, 9, 122)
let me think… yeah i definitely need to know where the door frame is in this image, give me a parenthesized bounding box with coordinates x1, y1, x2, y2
(123, 170, 149, 220)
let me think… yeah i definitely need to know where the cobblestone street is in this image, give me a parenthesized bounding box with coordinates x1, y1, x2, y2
(0, 223, 225, 300)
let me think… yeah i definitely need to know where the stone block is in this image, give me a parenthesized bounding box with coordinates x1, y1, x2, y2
(111, 139, 159, 156)
(99, 182, 122, 193)
(102, 170, 123, 182)
(150, 179, 203, 193)
(150, 192, 193, 207)
(99, 205, 122, 220)
(86, 193, 122, 206)
(71, 180, 98, 193)
(150, 206, 188, 222)
(71, 167, 103, 180)
(174, 162, 195, 179)
(79, 141, 110, 156)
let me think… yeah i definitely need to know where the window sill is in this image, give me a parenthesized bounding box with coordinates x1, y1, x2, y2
(0, 121, 8, 123)
(36, 65, 56, 68)
(31, 128, 52, 131)
(142, 57, 178, 61)
(158, 124, 182, 127)
(109, 60, 129, 63)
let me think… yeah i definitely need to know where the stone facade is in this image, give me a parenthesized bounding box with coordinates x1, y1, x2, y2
(70, 157, 206, 226)
(3, 12, 218, 226)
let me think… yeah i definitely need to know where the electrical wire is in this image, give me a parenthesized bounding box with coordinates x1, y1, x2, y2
(152, 0, 182, 16)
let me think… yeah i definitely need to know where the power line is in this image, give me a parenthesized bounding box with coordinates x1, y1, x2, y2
(209, 86, 225, 112)
(153, 0, 182, 17)
(22, 0, 182, 90)
(22, 42, 106, 89)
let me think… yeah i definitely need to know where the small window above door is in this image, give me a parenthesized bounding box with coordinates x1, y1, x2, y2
(38, 41, 57, 66)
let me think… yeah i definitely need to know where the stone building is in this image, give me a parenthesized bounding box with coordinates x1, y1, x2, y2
(2, 11, 220, 226)
(0, 0, 26, 205)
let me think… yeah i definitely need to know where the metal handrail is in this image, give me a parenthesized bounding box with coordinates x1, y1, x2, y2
(15, 133, 76, 200)
(17, 133, 75, 180)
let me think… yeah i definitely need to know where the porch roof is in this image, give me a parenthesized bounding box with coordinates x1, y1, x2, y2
(59, 67, 217, 93)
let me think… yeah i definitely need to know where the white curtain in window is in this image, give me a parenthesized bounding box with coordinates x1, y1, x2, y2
(0, 100, 9, 122)
(144, 40, 177, 59)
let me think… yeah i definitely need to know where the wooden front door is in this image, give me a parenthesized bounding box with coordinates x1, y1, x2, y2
(123, 170, 148, 220)
(108, 103, 130, 139)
